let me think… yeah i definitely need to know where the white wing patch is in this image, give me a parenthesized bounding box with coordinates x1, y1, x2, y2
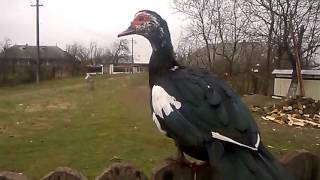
(211, 132, 260, 151)
(170, 66, 179, 71)
(255, 134, 260, 148)
(152, 85, 181, 118)
(152, 113, 166, 134)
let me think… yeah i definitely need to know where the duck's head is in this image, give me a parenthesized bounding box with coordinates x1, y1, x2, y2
(118, 10, 170, 41)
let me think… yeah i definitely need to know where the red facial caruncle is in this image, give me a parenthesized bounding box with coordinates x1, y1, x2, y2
(131, 12, 150, 27)
(118, 11, 155, 38)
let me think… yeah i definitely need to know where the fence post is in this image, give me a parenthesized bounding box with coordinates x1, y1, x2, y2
(95, 163, 148, 180)
(152, 161, 194, 180)
(0, 150, 319, 180)
(280, 150, 320, 180)
(195, 163, 222, 180)
(41, 167, 87, 180)
(152, 161, 222, 180)
(0, 171, 29, 180)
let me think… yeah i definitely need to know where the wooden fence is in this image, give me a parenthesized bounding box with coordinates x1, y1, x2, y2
(0, 150, 319, 180)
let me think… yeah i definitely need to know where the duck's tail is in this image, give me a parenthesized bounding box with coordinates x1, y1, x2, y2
(206, 141, 296, 180)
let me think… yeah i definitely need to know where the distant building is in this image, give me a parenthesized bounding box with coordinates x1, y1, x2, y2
(106, 62, 148, 74)
(0, 45, 81, 83)
(272, 69, 320, 100)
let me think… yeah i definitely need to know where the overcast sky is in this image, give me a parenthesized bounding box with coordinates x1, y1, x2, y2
(0, 0, 185, 62)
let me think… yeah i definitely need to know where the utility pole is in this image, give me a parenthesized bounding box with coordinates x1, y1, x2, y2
(131, 37, 134, 74)
(31, 0, 43, 84)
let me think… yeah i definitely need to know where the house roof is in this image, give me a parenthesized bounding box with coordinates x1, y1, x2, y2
(272, 69, 320, 76)
(0, 45, 75, 61)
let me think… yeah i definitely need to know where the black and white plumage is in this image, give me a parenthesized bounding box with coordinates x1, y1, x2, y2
(118, 10, 295, 180)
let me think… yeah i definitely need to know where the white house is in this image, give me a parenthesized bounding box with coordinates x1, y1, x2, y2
(272, 69, 320, 100)
(107, 62, 148, 74)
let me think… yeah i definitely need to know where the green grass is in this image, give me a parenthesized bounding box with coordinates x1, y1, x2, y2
(0, 74, 175, 179)
(0, 74, 319, 179)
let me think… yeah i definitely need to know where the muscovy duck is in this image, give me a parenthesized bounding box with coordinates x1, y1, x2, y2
(118, 10, 295, 180)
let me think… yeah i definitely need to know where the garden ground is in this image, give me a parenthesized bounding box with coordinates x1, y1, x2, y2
(0, 74, 319, 179)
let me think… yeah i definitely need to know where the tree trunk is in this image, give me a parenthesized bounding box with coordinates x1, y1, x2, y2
(264, 10, 275, 96)
(228, 60, 233, 76)
(286, 49, 298, 98)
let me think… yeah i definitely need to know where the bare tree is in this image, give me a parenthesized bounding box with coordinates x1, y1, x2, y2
(174, 32, 203, 67)
(93, 47, 106, 64)
(0, 38, 12, 83)
(88, 41, 98, 65)
(301, 0, 320, 67)
(173, 0, 250, 74)
(173, 0, 320, 96)
(66, 41, 128, 66)
(99, 47, 114, 64)
(215, 0, 251, 76)
(0, 37, 12, 53)
(244, 0, 320, 96)
(173, 0, 218, 71)
(66, 42, 90, 63)
(242, 0, 278, 94)
(111, 39, 130, 64)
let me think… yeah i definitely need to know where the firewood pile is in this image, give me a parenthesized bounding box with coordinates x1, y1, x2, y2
(250, 97, 320, 128)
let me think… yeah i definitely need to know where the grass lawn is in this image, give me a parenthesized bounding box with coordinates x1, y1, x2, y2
(0, 74, 319, 179)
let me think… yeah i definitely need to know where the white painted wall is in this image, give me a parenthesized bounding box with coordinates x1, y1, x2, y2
(302, 79, 320, 100)
(274, 78, 320, 100)
(274, 78, 291, 97)
(108, 64, 145, 74)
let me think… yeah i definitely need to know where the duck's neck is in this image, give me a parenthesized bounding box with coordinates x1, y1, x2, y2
(148, 30, 178, 78)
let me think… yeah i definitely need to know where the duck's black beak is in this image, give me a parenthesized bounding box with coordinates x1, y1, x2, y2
(118, 25, 136, 37)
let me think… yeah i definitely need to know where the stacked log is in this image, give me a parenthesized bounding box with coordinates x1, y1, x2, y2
(250, 97, 320, 128)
